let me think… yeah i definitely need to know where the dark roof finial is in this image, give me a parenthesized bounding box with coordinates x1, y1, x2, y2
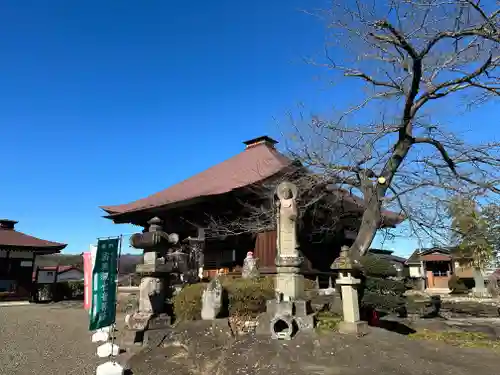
(0, 219, 18, 230)
(243, 135, 278, 149)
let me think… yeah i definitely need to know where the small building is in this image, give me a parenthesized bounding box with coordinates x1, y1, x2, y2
(0, 219, 66, 300)
(34, 265, 84, 284)
(101, 136, 404, 279)
(406, 247, 476, 292)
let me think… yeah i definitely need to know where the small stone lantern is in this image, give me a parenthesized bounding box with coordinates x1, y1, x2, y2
(331, 246, 368, 335)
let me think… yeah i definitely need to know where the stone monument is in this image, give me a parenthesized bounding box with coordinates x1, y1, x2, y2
(331, 246, 369, 335)
(256, 181, 314, 340)
(201, 276, 223, 320)
(242, 251, 259, 279)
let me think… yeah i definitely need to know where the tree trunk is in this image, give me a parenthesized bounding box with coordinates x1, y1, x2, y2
(473, 267, 486, 294)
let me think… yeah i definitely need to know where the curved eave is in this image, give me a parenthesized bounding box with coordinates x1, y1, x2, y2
(1, 243, 67, 253)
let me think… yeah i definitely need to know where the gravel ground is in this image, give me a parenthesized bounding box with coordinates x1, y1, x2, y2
(0, 303, 118, 375)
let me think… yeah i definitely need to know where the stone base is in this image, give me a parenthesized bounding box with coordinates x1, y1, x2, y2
(123, 312, 172, 347)
(255, 299, 315, 339)
(338, 320, 369, 335)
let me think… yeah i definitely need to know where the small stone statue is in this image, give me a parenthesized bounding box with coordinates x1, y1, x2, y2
(276, 181, 299, 258)
(201, 277, 223, 320)
(242, 251, 259, 279)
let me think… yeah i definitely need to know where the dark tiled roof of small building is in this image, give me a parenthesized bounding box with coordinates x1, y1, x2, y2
(0, 219, 66, 252)
(406, 247, 455, 264)
(368, 248, 407, 263)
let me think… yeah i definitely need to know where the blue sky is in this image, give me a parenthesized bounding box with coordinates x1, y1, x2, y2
(0, 1, 496, 257)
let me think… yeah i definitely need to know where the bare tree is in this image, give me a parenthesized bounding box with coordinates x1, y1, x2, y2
(280, 0, 500, 261)
(210, 0, 499, 264)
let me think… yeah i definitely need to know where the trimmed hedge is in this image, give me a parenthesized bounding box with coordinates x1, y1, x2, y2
(360, 255, 407, 314)
(360, 254, 398, 278)
(173, 283, 205, 321)
(361, 291, 406, 312)
(365, 277, 406, 296)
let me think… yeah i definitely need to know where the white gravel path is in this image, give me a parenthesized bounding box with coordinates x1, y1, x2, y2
(0, 303, 106, 375)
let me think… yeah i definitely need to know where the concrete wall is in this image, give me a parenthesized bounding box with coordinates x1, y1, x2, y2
(37, 269, 83, 284)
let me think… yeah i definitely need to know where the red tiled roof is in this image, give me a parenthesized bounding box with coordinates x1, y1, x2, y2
(101, 137, 292, 215)
(0, 220, 66, 252)
(100, 136, 405, 227)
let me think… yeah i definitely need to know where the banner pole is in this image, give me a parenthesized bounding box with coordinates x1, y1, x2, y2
(108, 234, 123, 361)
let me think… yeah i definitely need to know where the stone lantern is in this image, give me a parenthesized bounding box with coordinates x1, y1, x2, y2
(331, 246, 369, 335)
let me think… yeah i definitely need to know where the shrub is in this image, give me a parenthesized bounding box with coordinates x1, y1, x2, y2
(361, 291, 406, 313)
(354, 255, 408, 314)
(448, 275, 468, 294)
(360, 254, 398, 278)
(173, 283, 206, 321)
(223, 277, 275, 318)
(67, 280, 84, 298)
(365, 277, 406, 296)
(173, 275, 317, 322)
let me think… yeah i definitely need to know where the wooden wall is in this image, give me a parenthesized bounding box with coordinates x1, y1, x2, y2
(254, 230, 277, 269)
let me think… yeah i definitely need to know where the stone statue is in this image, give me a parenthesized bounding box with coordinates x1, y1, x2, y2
(242, 251, 259, 279)
(201, 277, 223, 320)
(276, 181, 299, 258)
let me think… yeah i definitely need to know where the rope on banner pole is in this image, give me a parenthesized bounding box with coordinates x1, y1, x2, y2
(96, 232, 136, 240)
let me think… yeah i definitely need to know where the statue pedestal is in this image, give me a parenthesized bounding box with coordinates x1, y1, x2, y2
(275, 256, 305, 301)
(336, 272, 368, 335)
(275, 271, 304, 301)
(256, 299, 315, 340)
(124, 312, 172, 347)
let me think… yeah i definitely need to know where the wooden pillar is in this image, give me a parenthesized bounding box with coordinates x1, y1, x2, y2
(31, 253, 37, 302)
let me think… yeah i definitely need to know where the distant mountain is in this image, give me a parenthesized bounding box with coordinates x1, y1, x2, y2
(36, 253, 142, 274)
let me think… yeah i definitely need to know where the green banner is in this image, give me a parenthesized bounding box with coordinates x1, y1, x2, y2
(89, 238, 119, 331)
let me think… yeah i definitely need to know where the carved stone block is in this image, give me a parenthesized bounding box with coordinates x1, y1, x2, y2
(275, 272, 304, 301)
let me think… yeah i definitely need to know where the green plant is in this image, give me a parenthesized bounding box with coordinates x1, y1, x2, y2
(365, 277, 406, 296)
(361, 291, 406, 313)
(67, 280, 84, 298)
(410, 330, 500, 351)
(173, 275, 319, 322)
(222, 277, 275, 318)
(173, 282, 206, 321)
(448, 275, 469, 294)
(360, 254, 398, 278)
(315, 311, 342, 333)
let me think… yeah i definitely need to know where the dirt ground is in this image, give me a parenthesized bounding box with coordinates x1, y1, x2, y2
(128, 319, 500, 375)
(3, 302, 500, 375)
(0, 302, 123, 375)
